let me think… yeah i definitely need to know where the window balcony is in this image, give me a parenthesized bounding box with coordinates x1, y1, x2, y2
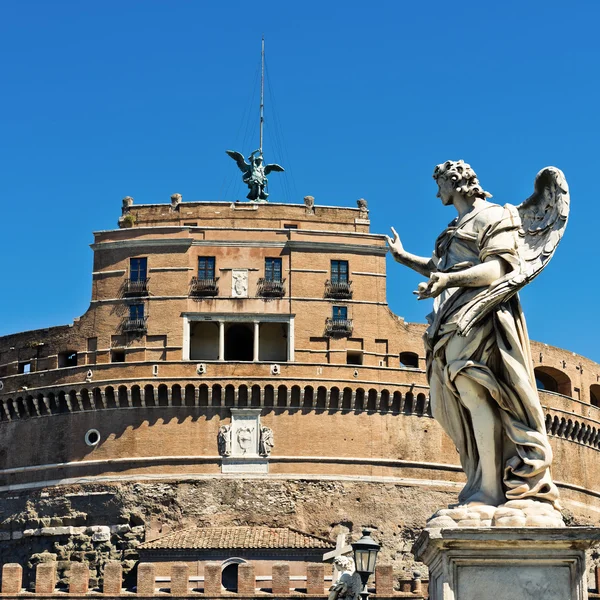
(122, 317, 148, 334)
(325, 317, 353, 337)
(324, 279, 353, 299)
(190, 276, 219, 297)
(123, 278, 149, 297)
(257, 278, 286, 298)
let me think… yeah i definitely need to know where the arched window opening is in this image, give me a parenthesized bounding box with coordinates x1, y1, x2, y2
(534, 367, 572, 397)
(590, 385, 600, 408)
(225, 324, 254, 361)
(221, 560, 247, 592)
(399, 352, 419, 368)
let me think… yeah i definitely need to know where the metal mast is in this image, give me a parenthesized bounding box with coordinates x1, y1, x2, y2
(259, 36, 265, 153)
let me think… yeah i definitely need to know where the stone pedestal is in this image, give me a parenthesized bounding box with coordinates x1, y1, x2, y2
(412, 527, 600, 600)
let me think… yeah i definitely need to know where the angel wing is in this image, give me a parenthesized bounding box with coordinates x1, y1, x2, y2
(457, 167, 570, 336)
(264, 163, 285, 175)
(226, 150, 250, 173)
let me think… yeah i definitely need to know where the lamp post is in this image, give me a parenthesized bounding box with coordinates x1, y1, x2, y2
(351, 529, 380, 600)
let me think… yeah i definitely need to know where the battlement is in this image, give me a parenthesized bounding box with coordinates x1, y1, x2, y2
(115, 196, 371, 233)
(0, 561, 427, 598)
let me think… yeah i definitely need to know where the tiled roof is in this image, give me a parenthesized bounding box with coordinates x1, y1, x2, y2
(140, 526, 335, 551)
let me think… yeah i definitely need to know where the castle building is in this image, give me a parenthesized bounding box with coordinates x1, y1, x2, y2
(0, 194, 599, 589)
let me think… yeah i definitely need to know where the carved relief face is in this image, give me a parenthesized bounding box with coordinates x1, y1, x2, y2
(237, 426, 253, 453)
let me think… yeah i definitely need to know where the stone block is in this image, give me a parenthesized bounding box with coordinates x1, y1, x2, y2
(2, 564, 23, 594)
(375, 564, 394, 595)
(412, 526, 600, 600)
(0, 531, 11, 541)
(137, 562, 156, 596)
(11, 531, 23, 540)
(306, 563, 325, 595)
(170, 562, 189, 595)
(204, 562, 222, 596)
(103, 561, 122, 595)
(36, 562, 57, 594)
(68, 562, 90, 594)
(272, 563, 290, 595)
(237, 562, 255, 595)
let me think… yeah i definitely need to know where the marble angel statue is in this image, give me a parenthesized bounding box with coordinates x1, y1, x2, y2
(387, 160, 569, 514)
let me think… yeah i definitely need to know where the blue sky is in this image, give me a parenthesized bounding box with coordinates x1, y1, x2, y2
(1, 0, 599, 361)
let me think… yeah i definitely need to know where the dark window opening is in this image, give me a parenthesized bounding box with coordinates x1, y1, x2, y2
(347, 351, 363, 365)
(130, 257, 147, 282)
(331, 260, 349, 283)
(284, 224, 298, 229)
(111, 350, 125, 363)
(400, 352, 419, 368)
(18, 362, 31, 374)
(184, 222, 198, 226)
(198, 257, 216, 279)
(534, 367, 572, 396)
(591, 385, 600, 408)
(333, 306, 348, 320)
(222, 564, 240, 592)
(265, 257, 282, 282)
(58, 351, 78, 368)
(129, 303, 144, 321)
(225, 324, 254, 361)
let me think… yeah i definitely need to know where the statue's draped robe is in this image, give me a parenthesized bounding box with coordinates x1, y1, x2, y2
(425, 202, 560, 507)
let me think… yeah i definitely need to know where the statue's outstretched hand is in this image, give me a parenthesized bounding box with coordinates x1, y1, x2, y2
(414, 272, 448, 300)
(386, 227, 404, 259)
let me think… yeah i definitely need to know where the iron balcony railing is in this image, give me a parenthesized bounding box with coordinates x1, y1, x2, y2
(190, 276, 219, 297)
(324, 279, 353, 299)
(257, 277, 286, 298)
(325, 317, 353, 337)
(122, 317, 148, 333)
(123, 278, 149, 296)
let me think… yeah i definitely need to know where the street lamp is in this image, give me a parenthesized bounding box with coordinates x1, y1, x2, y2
(351, 529, 380, 600)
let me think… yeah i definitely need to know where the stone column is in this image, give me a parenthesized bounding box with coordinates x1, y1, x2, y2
(35, 563, 57, 594)
(103, 561, 122, 595)
(237, 563, 256, 596)
(170, 562, 190, 596)
(375, 565, 394, 595)
(306, 563, 325, 595)
(253, 321, 260, 362)
(218, 321, 225, 361)
(204, 562, 222, 596)
(412, 527, 600, 600)
(68, 562, 89, 594)
(137, 563, 156, 596)
(2, 564, 22, 594)
(271, 563, 290, 596)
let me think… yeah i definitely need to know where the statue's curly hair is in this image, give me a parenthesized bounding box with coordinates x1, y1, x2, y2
(432, 160, 492, 199)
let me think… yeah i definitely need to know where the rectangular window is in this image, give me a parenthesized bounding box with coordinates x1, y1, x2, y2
(18, 362, 31, 374)
(331, 260, 349, 283)
(284, 223, 298, 229)
(333, 306, 348, 320)
(198, 257, 216, 280)
(111, 350, 125, 363)
(130, 257, 147, 282)
(129, 303, 145, 321)
(265, 258, 282, 282)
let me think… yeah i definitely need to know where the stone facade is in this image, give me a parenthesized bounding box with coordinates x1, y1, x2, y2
(0, 197, 599, 588)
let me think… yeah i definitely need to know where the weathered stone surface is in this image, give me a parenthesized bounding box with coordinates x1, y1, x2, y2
(204, 562, 221, 595)
(68, 562, 89, 594)
(237, 563, 256, 595)
(137, 562, 155, 596)
(306, 563, 325, 595)
(170, 562, 189, 595)
(272, 563, 290, 595)
(35, 562, 56, 593)
(375, 564, 394, 595)
(2, 564, 23, 594)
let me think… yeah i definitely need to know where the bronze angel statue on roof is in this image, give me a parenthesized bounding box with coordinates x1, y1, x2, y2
(387, 160, 569, 526)
(226, 149, 284, 202)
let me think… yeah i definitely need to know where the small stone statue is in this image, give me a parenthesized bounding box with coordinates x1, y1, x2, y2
(170, 193, 182, 210)
(387, 160, 569, 525)
(357, 198, 368, 219)
(258, 425, 274, 457)
(328, 556, 363, 600)
(217, 424, 232, 457)
(304, 195, 315, 214)
(226, 149, 284, 202)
